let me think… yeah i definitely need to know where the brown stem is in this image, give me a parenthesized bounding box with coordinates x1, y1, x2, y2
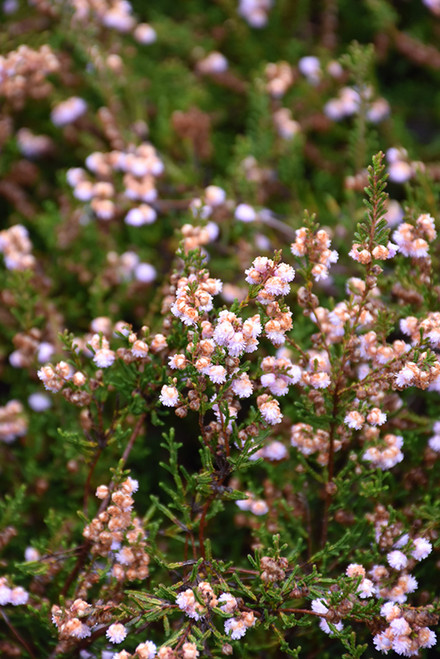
(83, 446, 103, 515)
(320, 390, 339, 548)
(320, 246, 375, 548)
(321, 0, 338, 51)
(392, 27, 440, 70)
(121, 413, 147, 465)
(281, 607, 325, 617)
(60, 542, 91, 598)
(98, 413, 147, 514)
(0, 609, 37, 659)
(62, 414, 147, 598)
(285, 334, 310, 362)
(198, 496, 214, 560)
(258, 214, 296, 241)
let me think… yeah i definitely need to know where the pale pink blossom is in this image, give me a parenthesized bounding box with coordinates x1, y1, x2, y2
(258, 397, 282, 424)
(231, 373, 253, 398)
(93, 348, 115, 368)
(106, 623, 127, 644)
(344, 411, 365, 430)
(159, 385, 179, 407)
(235, 203, 256, 223)
(411, 537, 432, 561)
(135, 640, 157, 659)
(208, 365, 227, 384)
(387, 550, 408, 570)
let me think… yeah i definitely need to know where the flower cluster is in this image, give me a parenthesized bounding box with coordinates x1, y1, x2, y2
(392, 213, 436, 259)
(291, 422, 341, 465)
(51, 96, 87, 127)
(363, 433, 404, 470)
(291, 227, 338, 281)
(0, 577, 29, 606)
(176, 582, 218, 621)
(265, 61, 294, 97)
(67, 142, 163, 224)
(170, 270, 222, 327)
(374, 602, 437, 656)
(324, 86, 389, 123)
(238, 0, 273, 28)
(0, 399, 27, 443)
(386, 148, 414, 184)
(83, 478, 150, 583)
(51, 599, 93, 641)
(0, 44, 60, 110)
(0, 224, 35, 271)
(63, 0, 156, 41)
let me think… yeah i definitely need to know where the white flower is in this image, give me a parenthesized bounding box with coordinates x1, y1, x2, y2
(93, 349, 115, 368)
(311, 264, 329, 281)
(106, 623, 127, 644)
(394, 533, 409, 549)
(135, 263, 157, 283)
(28, 392, 52, 412)
(274, 262, 295, 282)
(159, 385, 179, 407)
(124, 476, 139, 493)
(258, 398, 282, 425)
(357, 578, 375, 598)
(344, 411, 365, 430)
(319, 618, 343, 635)
(308, 372, 331, 389)
(249, 500, 269, 515)
(419, 627, 437, 648)
(213, 321, 235, 346)
(205, 185, 226, 205)
(134, 23, 157, 44)
(380, 602, 401, 621)
(224, 617, 247, 639)
(231, 373, 253, 398)
(68, 619, 91, 638)
(400, 573, 418, 594)
(395, 366, 415, 388)
(24, 547, 40, 562)
(126, 204, 157, 227)
(387, 550, 408, 570)
(428, 434, 440, 451)
(9, 586, 29, 606)
(51, 97, 87, 126)
(373, 632, 392, 652)
(115, 547, 135, 565)
(298, 56, 321, 83)
(388, 160, 413, 183)
(135, 640, 157, 658)
(390, 617, 411, 636)
(131, 340, 149, 358)
(218, 593, 238, 614)
(264, 276, 289, 296)
(367, 408, 387, 426)
(208, 365, 227, 384)
(311, 598, 328, 615)
(391, 635, 412, 655)
(411, 537, 432, 561)
(176, 589, 200, 620)
(262, 440, 288, 461)
(227, 332, 246, 357)
(235, 203, 256, 223)
(0, 585, 12, 604)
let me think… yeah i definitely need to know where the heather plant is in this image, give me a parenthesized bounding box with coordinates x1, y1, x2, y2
(1, 2, 440, 658)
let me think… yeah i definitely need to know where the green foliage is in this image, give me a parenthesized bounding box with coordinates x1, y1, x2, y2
(355, 151, 389, 248)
